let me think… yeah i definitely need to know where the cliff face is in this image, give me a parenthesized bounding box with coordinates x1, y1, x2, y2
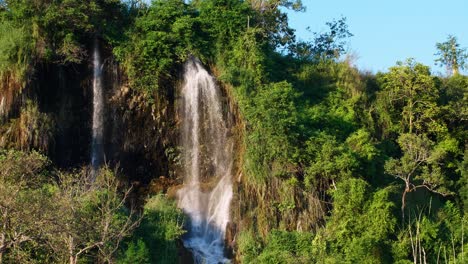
(0, 43, 174, 179)
(39, 63, 92, 166)
(0, 41, 246, 262)
(106, 60, 176, 184)
(0, 61, 91, 162)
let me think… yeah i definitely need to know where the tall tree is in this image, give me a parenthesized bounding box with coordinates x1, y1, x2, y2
(376, 59, 443, 136)
(377, 60, 457, 217)
(435, 35, 467, 76)
(289, 17, 353, 61)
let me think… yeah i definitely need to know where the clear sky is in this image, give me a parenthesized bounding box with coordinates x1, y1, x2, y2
(285, 0, 468, 74)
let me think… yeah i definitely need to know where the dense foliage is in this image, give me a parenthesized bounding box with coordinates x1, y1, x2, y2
(0, 0, 466, 263)
(0, 150, 139, 263)
(118, 193, 186, 263)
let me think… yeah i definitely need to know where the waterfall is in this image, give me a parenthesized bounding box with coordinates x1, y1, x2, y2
(177, 58, 233, 264)
(91, 41, 104, 170)
(0, 96, 5, 118)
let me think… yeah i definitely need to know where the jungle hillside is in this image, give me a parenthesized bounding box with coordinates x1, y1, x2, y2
(0, 0, 466, 263)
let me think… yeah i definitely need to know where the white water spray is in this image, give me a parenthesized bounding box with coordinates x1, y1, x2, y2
(91, 41, 104, 170)
(178, 58, 233, 263)
(0, 97, 5, 117)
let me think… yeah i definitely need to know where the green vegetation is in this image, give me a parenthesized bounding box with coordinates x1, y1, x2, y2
(119, 194, 186, 264)
(0, 20, 33, 82)
(435, 35, 468, 76)
(0, 149, 185, 263)
(0, 0, 466, 263)
(0, 150, 139, 263)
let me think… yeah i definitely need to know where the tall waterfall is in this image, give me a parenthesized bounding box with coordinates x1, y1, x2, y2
(91, 41, 104, 170)
(178, 58, 233, 263)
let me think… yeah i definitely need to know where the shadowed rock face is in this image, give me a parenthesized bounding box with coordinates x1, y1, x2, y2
(177, 58, 234, 264)
(35, 62, 92, 167)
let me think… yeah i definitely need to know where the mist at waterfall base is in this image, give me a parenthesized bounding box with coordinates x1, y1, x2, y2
(91, 41, 104, 170)
(177, 58, 233, 264)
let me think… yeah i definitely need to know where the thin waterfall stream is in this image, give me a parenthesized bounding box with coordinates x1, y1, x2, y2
(177, 58, 233, 264)
(91, 40, 104, 170)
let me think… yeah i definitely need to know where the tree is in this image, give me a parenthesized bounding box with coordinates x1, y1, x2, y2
(377, 60, 458, 217)
(435, 35, 468, 76)
(0, 149, 51, 263)
(376, 59, 444, 137)
(115, 0, 201, 93)
(384, 134, 456, 217)
(46, 167, 140, 264)
(289, 17, 353, 61)
(0, 152, 141, 264)
(247, 0, 303, 48)
(2, 0, 126, 64)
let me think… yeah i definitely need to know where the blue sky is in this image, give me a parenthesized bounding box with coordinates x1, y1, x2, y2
(285, 0, 468, 74)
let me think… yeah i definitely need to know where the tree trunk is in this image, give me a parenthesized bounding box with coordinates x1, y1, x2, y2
(402, 181, 410, 220)
(69, 255, 77, 264)
(68, 235, 76, 264)
(408, 94, 413, 133)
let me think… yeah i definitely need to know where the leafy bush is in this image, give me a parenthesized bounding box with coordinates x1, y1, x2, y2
(238, 229, 314, 264)
(118, 239, 150, 264)
(244, 81, 302, 184)
(0, 158, 139, 263)
(114, 0, 201, 94)
(0, 20, 33, 83)
(119, 194, 186, 264)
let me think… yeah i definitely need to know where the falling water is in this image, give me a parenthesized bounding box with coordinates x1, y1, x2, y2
(178, 58, 233, 264)
(0, 96, 5, 118)
(91, 41, 104, 170)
